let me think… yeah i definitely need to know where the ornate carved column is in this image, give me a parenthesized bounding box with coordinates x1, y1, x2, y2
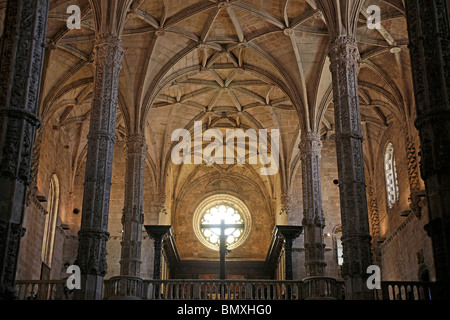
(316, 0, 373, 300)
(0, 0, 49, 299)
(405, 136, 422, 218)
(367, 183, 382, 264)
(74, 34, 125, 300)
(405, 0, 450, 299)
(300, 132, 327, 278)
(120, 134, 147, 277)
(277, 226, 303, 280)
(144, 226, 172, 280)
(327, 35, 373, 301)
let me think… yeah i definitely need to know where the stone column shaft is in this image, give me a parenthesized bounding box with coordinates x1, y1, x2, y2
(405, 0, 450, 299)
(144, 226, 171, 280)
(120, 134, 147, 277)
(0, 0, 49, 299)
(300, 132, 327, 277)
(75, 34, 124, 300)
(328, 36, 373, 300)
(152, 235, 163, 280)
(277, 226, 302, 281)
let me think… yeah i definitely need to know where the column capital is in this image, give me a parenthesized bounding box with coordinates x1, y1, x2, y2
(277, 225, 303, 242)
(125, 133, 147, 154)
(89, 0, 134, 37)
(144, 225, 172, 242)
(316, 0, 365, 39)
(299, 131, 323, 156)
(329, 35, 358, 49)
(144, 225, 172, 280)
(94, 33, 122, 46)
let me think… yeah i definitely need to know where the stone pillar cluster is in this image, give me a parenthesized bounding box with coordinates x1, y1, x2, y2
(120, 134, 147, 277)
(327, 35, 373, 300)
(144, 226, 172, 280)
(405, 0, 450, 299)
(316, 0, 373, 300)
(74, 33, 125, 300)
(300, 132, 327, 278)
(277, 226, 302, 281)
(0, 0, 50, 300)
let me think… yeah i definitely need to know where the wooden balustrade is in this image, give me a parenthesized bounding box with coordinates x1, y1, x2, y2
(14, 278, 434, 300)
(15, 280, 73, 300)
(374, 282, 433, 300)
(139, 280, 303, 300)
(302, 277, 342, 300)
(103, 276, 144, 299)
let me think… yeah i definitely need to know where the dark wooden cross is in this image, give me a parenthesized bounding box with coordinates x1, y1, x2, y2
(201, 219, 245, 280)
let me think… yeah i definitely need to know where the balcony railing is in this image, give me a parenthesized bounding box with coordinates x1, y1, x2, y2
(374, 281, 433, 300)
(103, 276, 340, 300)
(141, 279, 303, 300)
(14, 278, 434, 300)
(15, 280, 74, 300)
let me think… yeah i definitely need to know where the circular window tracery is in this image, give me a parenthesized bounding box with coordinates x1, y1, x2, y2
(193, 194, 251, 251)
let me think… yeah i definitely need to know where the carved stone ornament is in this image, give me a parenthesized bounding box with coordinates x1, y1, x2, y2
(0, 0, 50, 300)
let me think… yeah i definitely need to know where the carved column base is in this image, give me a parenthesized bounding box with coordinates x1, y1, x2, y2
(74, 274, 104, 301)
(344, 277, 374, 300)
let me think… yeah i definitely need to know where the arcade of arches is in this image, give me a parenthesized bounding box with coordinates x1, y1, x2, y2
(0, 0, 449, 300)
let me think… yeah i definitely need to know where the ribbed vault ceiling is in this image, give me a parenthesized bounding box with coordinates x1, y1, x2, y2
(0, 0, 413, 203)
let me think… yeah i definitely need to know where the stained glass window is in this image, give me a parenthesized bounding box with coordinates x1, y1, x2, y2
(200, 204, 245, 248)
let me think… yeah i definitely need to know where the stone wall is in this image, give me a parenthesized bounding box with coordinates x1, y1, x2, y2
(374, 124, 435, 281)
(16, 122, 73, 281)
(171, 169, 273, 264)
(16, 201, 46, 281)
